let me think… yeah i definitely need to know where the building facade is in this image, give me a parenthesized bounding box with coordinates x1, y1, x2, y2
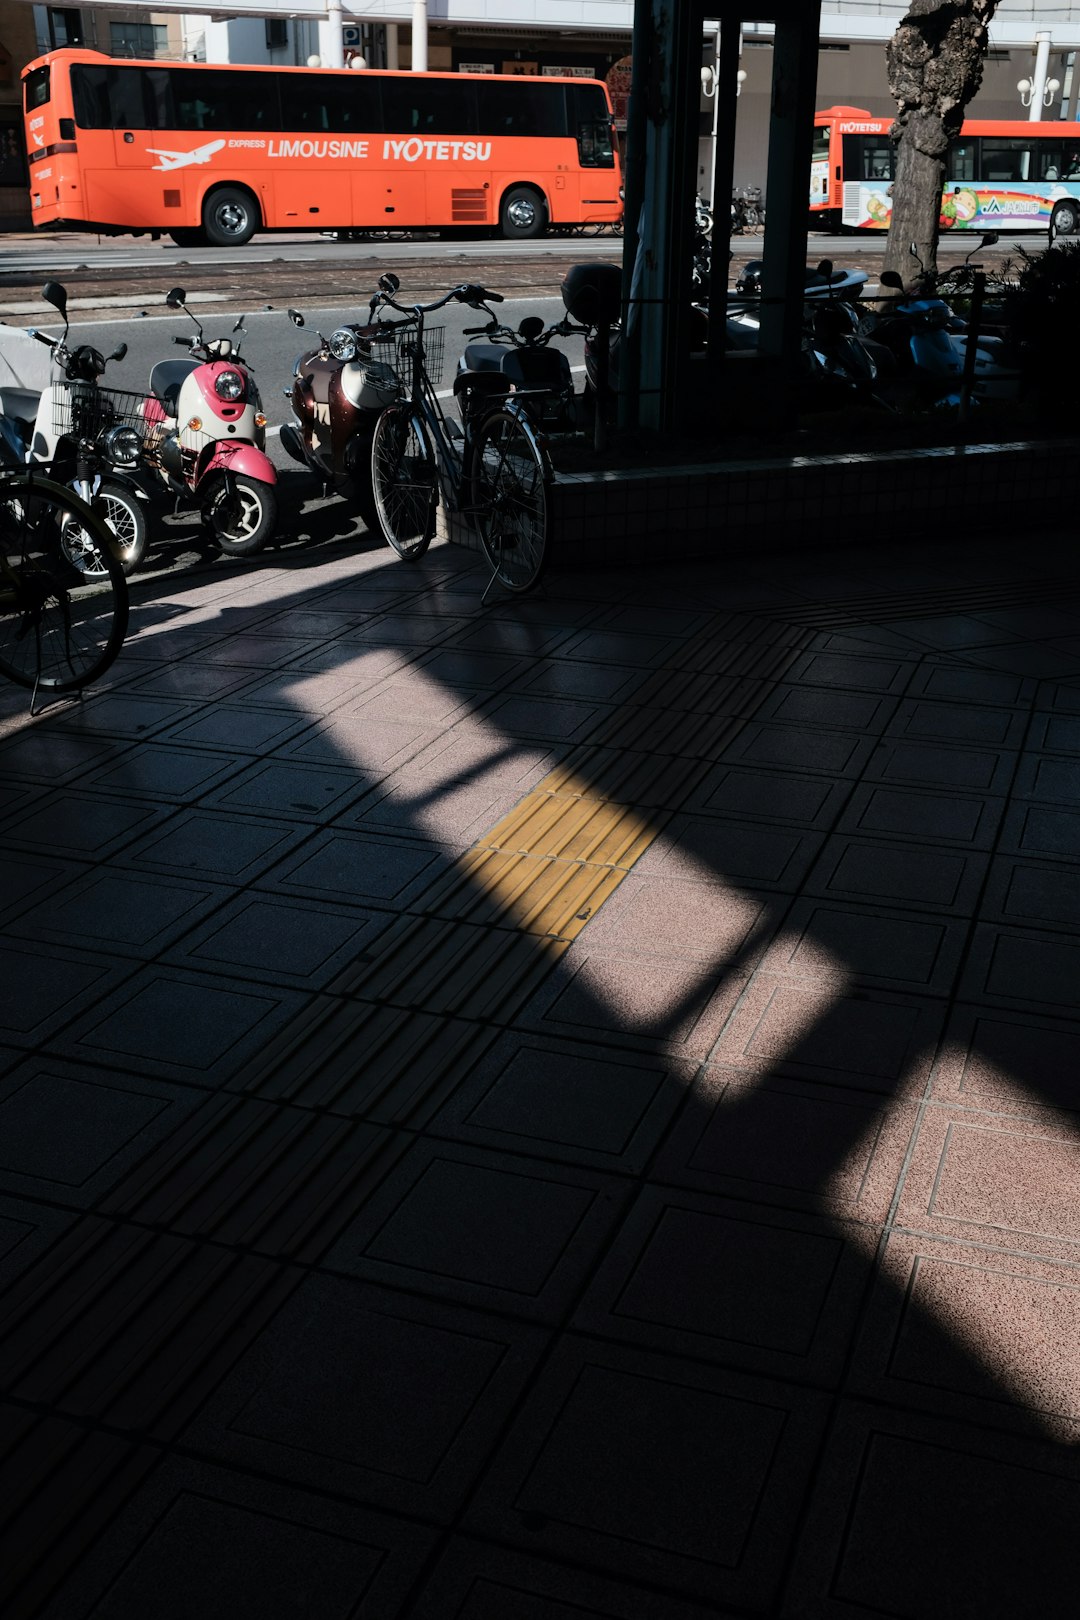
(4, 2, 1080, 227)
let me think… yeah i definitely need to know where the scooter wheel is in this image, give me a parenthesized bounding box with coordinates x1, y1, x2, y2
(61, 479, 148, 576)
(204, 473, 277, 556)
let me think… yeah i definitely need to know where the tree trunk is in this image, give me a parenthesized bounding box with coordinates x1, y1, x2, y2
(884, 0, 1000, 284)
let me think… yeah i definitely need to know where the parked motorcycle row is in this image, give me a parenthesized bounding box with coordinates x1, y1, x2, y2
(0, 238, 1019, 578)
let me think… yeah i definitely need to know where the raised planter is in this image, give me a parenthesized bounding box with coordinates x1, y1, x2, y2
(448, 438, 1071, 569)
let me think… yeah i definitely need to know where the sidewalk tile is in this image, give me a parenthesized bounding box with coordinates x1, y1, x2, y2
(653, 1065, 916, 1220)
(573, 1186, 870, 1383)
(431, 1032, 694, 1173)
(465, 1336, 827, 1608)
(182, 1275, 546, 1520)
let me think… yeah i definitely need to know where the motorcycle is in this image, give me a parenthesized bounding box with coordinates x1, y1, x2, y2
(280, 294, 402, 529)
(141, 288, 277, 556)
(0, 280, 150, 575)
(455, 311, 576, 434)
(868, 237, 1016, 410)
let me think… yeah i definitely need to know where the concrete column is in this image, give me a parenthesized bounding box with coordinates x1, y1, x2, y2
(318, 1, 344, 69)
(386, 22, 400, 71)
(1030, 31, 1052, 121)
(412, 0, 428, 72)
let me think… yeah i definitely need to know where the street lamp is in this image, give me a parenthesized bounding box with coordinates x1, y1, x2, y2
(1018, 75, 1061, 109)
(700, 65, 746, 97)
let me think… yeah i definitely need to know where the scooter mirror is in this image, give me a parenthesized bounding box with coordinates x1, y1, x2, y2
(41, 281, 67, 318)
(980, 232, 999, 249)
(287, 308, 305, 327)
(378, 272, 400, 295)
(165, 287, 186, 308)
(233, 315, 246, 333)
(110, 342, 128, 362)
(880, 270, 905, 290)
(908, 242, 921, 258)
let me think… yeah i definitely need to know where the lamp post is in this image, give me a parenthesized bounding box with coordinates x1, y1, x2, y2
(1019, 32, 1060, 120)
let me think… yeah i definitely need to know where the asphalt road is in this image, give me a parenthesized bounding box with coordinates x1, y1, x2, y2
(0, 224, 1038, 326)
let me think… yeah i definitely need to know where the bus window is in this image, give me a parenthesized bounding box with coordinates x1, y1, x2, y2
(948, 143, 977, 182)
(72, 65, 120, 128)
(172, 69, 281, 132)
(381, 77, 477, 136)
(478, 82, 568, 139)
(811, 125, 831, 166)
(1036, 149, 1064, 180)
(842, 135, 892, 182)
(862, 142, 893, 181)
(571, 84, 613, 167)
(24, 66, 50, 111)
(280, 71, 379, 133)
(982, 141, 1030, 181)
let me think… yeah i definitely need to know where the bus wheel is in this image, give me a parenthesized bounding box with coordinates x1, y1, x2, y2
(1052, 200, 1079, 236)
(202, 186, 259, 248)
(500, 186, 547, 240)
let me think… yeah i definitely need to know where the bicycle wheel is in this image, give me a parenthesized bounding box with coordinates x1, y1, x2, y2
(370, 406, 438, 560)
(0, 474, 128, 692)
(471, 407, 551, 594)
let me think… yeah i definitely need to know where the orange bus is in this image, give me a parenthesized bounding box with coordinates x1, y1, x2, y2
(22, 48, 622, 246)
(811, 104, 1080, 236)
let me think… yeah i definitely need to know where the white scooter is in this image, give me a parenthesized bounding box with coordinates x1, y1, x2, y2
(0, 281, 150, 574)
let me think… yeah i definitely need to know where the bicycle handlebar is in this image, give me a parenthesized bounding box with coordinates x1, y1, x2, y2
(377, 281, 506, 319)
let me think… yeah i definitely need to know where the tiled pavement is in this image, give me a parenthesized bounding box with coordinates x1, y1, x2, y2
(2, 525, 1080, 1617)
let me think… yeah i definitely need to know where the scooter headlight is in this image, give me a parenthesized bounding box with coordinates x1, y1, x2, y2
(214, 368, 245, 401)
(328, 327, 359, 362)
(100, 424, 141, 466)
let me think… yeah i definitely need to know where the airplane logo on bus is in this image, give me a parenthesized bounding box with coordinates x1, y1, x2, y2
(148, 139, 226, 171)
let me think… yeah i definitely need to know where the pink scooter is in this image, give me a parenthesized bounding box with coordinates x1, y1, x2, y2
(142, 287, 277, 555)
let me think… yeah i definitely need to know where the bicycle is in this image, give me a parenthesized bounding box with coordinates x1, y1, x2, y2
(0, 467, 128, 710)
(367, 274, 554, 598)
(731, 188, 766, 235)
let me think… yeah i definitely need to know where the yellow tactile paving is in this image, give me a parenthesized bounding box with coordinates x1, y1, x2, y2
(477, 788, 664, 868)
(422, 845, 631, 941)
(436, 767, 667, 943)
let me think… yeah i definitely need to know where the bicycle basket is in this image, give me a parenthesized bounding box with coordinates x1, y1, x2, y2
(370, 325, 446, 388)
(51, 385, 149, 446)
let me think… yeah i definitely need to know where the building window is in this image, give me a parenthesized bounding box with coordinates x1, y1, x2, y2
(48, 9, 84, 48)
(110, 21, 168, 58)
(265, 20, 288, 50)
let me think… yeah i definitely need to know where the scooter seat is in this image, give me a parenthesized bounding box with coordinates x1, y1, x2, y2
(461, 344, 570, 393)
(461, 343, 510, 373)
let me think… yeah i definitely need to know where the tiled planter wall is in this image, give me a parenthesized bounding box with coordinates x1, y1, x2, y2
(448, 440, 1073, 569)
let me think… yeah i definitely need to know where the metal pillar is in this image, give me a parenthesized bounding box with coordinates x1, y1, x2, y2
(621, 0, 704, 432)
(620, 3, 822, 431)
(705, 16, 742, 372)
(757, 7, 821, 364)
